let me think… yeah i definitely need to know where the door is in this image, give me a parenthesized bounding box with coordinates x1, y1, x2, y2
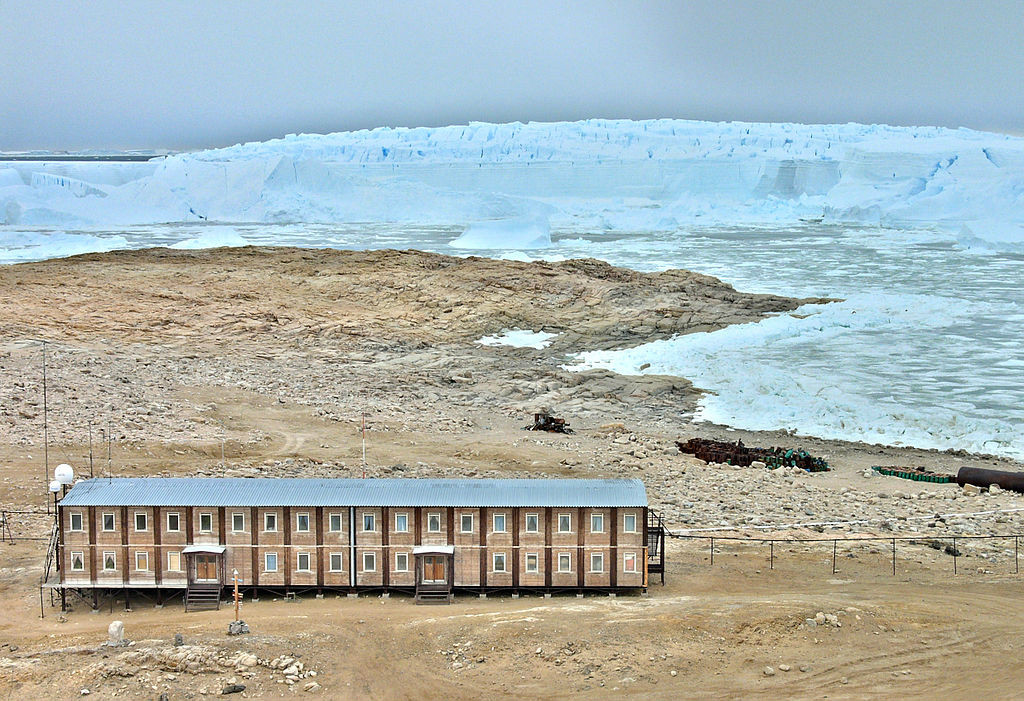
(421, 555, 446, 583)
(194, 554, 218, 582)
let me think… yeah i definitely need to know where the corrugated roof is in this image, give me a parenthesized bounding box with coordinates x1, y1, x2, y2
(58, 477, 647, 508)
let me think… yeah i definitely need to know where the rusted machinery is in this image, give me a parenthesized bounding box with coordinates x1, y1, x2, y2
(956, 466, 1024, 493)
(676, 438, 829, 472)
(871, 466, 954, 483)
(526, 411, 573, 434)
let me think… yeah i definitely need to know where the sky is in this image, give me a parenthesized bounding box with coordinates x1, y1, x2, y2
(1, 0, 1022, 151)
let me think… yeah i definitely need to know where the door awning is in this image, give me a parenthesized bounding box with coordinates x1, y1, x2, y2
(182, 545, 227, 554)
(413, 545, 455, 555)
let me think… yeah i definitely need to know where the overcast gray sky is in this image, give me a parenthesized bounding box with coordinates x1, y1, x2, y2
(2, 0, 1021, 150)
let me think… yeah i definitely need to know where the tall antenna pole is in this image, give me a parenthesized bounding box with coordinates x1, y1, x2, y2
(41, 340, 49, 514)
(88, 422, 94, 478)
(361, 413, 367, 479)
(107, 419, 112, 481)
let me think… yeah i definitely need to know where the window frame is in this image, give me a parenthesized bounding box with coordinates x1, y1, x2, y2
(102, 551, 116, 571)
(492, 552, 507, 573)
(296, 512, 310, 533)
(427, 512, 441, 533)
(231, 512, 245, 533)
(492, 513, 506, 533)
(623, 513, 637, 533)
(329, 552, 344, 572)
(69, 512, 83, 532)
(525, 513, 539, 533)
(329, 513, 343, 532)
(70, 551, 85, 571)
(525, 553, 539, 573)
(167, 550, 182, 572)
(264, 512, 278, 532)
(558, 513, 572, 533)
(558, 552, 572, 573)
(265, 552, 279, 572)
(624, 552, 638, 573)
(591, 513, 604, 533)
(296, 552, 311, 572)
(362, 551, 376, 572)
(395, 512, 409, 533)
(362, 512, 376, 532)
(166, 512, 180, 532)
(102, 512, 115, 532)
(199, 512, 213, 533)
(460, 513, 473, 533)
(135, 550, 149, 571)
(395, 552, 409, 572)
(134, 511, 148, 532)
(590, 552, 604, 573)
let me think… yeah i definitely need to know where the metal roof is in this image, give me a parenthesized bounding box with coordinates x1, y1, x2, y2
(58, 477, 647, 508)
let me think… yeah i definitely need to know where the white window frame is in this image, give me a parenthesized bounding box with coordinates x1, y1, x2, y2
(493, 552, 507, 573)
(199, 512, 213, 533)
(296, 552, 311, 572)
(102, 551, 116, 571)
(558, 513, 571, 533)
(329, 552, 344, 572)
(134, 512, 148, 532)
(167, 550, 182, 572)
(265, 552, 278, 572)
(296, 512, 310, 532)
(623, 513, 637, 533)
(525, 553, 539, 573)
(135, 550, 149, 571)
(590, 552, 604, 573)
(492, 513, 506, 533)
(70, 551, 85, 571)
(427, 512, 441, 533)
(329, 513, 343, 532)
(525, 513, 539, 533)
(362, 512, 375, 532)
(102, 512, 115, 532)
(460, 513, 473, 533)
(558, 552, 572, 573)
(166, 512, 180, 532)
(362, 551, 376, 572)
(69, 512, 83, 531)
(264, 512, 278, 532)
(395, 552, 409, 572)
(591, 513, 604, 533)
(624, 552, 638, 573)
(395, 513, 409, 532)
(232, 512, 245, 533)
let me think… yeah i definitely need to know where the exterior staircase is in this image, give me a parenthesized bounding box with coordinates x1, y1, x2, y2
(414, 583, 453, 605)
(185, 583, 221, 611)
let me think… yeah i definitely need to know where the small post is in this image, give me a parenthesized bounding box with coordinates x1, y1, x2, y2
(891, 538, 896, 576)
(832, 540, 837, 575)
(953, 536, 957, 575)
(710, 537, 714, 566)
(769, 540, 774, 570)
(233, 569, 240, 621)
(1016, 536, 1019, 575)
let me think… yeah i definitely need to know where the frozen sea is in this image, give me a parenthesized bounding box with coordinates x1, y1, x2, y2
(3, 221, 1022, 460)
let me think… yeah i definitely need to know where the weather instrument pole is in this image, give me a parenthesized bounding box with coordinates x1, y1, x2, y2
(233, 569, 240, 621)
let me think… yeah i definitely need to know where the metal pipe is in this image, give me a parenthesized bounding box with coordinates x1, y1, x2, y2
(957, 466, 1024, 493)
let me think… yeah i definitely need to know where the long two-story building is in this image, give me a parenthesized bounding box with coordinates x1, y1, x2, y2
(52, 477, 661, 608)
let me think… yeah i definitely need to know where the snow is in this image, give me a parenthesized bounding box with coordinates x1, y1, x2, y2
(450, 217, 551, 249)
(169, 230, 250, 249)
(477, 329, 558, 349)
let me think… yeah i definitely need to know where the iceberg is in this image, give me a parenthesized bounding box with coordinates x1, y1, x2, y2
(450, 217, 551, 249)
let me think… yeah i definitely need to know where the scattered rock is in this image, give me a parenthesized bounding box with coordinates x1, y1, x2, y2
(107, 621, 125, 646)
(221, 684, 245, 694)
(763, 666, 776, 677)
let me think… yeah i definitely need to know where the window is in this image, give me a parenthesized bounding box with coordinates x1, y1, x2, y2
(492, 513, 506, 533)
(265, 552, 278, 572)
(69, 513, 83, 531)
(232, 513, 245, 532)
(70, 551, 84, 571)
(329, 513, 343, 532)
(264, 512, 278, 532)
(103, 551, 116, 570)
(427, 513, 441, 532)
(395, 513, 408, 532)
(296, 552, 311, 572)
(624, 552, 638, 573)
(296, 513, 310, 532)
(460, 514, 473, 533)
(167, 551, 181, 572)
(591, 553, 604, 573)
(135, 551, 149, 571)
(134, 512, 147, 532)
(395, 552, 409, 572)
(329, 553, 344, 572)
(558, 553, 572, 573)
(362, 513, 375, 532)
(624, 514, 637, 533)
(525, 513, 539, 533)
(558, 514, 571, 533)
(199, 512, 213, 532)
(493, 552, 507, 572)
(591, 513, 604, 533)
(166, 512, 180, 532)
(362, 552, 376, 572)
(102, 513, 115, 531)
(525, 553, 539, 573)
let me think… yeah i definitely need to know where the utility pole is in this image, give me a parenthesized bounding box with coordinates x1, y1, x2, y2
(361, 413, 367, 479)
(41, 340, 49, 514)
(88, 422, 94, 478)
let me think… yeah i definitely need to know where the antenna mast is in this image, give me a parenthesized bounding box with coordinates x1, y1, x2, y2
(361, 413, 367, 479)
(41, 340, 49, 514)
(88, 421, 94, 478)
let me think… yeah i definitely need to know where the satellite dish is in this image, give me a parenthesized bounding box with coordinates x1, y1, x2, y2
(55, 463, 75, 485)
(49, 479, 61, 493)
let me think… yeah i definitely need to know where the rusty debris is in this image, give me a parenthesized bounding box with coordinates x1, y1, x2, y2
(676, 438, 829, 472)
(957, 466, 1024, 493)
(526, 411, 573, 434)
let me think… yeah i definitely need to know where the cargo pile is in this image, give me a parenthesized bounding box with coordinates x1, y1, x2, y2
(676, 438, 829, 472)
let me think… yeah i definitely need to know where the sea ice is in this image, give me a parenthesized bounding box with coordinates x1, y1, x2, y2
(450, 218, 551, 249)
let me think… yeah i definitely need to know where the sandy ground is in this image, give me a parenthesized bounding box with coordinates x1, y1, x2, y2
(2, 247, 1024, 700)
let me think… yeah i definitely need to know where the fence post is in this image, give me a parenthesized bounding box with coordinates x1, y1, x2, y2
(1016, 536, 1019, 575)
(710, 537, 714, 566)
(953, 536, 957, 575)
(832, 540, 837, 575)
(891, 538, 896, 576)
(769, 540, 774, 570)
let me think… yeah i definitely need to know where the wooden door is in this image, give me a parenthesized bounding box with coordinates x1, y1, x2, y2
(421, 555, 445, 583)
(194, 554, 218, 582)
